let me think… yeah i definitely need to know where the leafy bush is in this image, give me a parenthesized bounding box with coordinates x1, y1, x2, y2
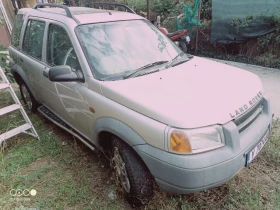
(257, 32, 275, 49)
(152, 0, 196, 32)
(200, 0, 212, 20)
(231, 15, 253, 33)
(127, 0, 147, 13)
(0, 50, 14, 83)
(193, 4, 280, 68)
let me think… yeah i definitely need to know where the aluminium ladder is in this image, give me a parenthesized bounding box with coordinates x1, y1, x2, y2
(0, 66, 39, 144)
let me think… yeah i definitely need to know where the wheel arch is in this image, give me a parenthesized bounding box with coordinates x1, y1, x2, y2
(93, 117, 147, 151)
(10, 64, 37, 99)
(94, 118, 155, 194)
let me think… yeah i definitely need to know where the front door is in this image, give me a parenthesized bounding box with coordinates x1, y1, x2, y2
(42, 23, 90, 138)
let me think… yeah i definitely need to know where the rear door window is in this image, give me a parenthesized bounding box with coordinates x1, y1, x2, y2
(22, 20, 45, 60)
(11, 14, 24, 48)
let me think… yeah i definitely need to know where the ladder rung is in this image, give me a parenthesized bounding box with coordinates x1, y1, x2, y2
(0, 83, 9, 90)
(0, 104, 21, 116)
(0, 123, 32, 143)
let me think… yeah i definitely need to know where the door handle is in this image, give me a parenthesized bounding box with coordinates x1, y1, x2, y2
(19, 57, 24, 62)
(43, 71, 49, 78)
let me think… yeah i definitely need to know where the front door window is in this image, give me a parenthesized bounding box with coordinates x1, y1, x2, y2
(47, 24, 81, 71)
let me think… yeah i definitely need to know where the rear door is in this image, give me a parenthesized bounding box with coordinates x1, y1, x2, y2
(20, 18, 46, 102)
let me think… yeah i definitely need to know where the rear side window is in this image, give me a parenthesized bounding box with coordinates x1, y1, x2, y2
(11, 14, 24, 48)
(22, 20, 45, 60)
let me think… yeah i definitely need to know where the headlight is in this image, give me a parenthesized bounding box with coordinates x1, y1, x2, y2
(168, 125, 225, 154)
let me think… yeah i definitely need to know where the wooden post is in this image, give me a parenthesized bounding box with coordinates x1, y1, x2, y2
(195, 0, 202, 52)
(147, 0, 150, 20)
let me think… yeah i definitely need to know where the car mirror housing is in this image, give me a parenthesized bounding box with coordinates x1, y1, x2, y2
(48, 65, 84, 82)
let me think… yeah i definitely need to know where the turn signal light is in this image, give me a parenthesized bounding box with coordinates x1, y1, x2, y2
(170, 130, 191, 153)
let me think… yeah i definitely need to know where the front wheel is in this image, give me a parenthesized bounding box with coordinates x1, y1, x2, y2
(111, 137, 154, 207)
(19, 82, 39, 113)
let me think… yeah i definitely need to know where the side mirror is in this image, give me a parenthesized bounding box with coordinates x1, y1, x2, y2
(48, 65, 84, 82)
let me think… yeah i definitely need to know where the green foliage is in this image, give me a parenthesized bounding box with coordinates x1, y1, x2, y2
(0, 51, 14, 83)
(275, 35, 280, 44)
(255, 52, 280, 67)
(200, 0, 212, 20)
(162, 18, 177, 32)
(270, 13, 280, 28)
(127, 0, 200, 32)
(264, 14, 280, 43)
(257, 32, 275, 48)
(151, 0, 177, 16)
(255, 14, 280, 62)
(197, 10, 280, 68)
(0, 45, 6, 51)
(153, 0, 197, 32)
(160, 0, 190, 31)
(127, 0, 147, 12)
(231, 15, 253, 33)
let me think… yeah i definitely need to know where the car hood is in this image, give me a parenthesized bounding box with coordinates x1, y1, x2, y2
(100, 56, 264, 128)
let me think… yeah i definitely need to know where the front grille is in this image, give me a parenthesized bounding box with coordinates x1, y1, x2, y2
(233, 98, 264, 133)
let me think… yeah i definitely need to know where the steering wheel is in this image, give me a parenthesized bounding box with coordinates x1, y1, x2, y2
(62, 47, 74, 66)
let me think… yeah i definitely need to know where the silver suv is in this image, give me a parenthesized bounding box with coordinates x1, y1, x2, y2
(9, 3, 273, 207)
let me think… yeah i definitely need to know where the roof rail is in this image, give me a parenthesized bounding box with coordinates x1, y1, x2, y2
(33, 4, 73, 18)
(33, 4, 80, 23)
(84, 2, 136, 14)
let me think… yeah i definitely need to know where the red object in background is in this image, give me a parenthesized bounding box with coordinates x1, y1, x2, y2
(159, 27, 189, 41)
(159, 27, 169, 35)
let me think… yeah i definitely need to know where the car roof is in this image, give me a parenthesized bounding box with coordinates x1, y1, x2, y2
(18, 7, 144, 25)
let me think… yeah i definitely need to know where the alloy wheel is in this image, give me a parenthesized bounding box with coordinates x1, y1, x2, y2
(21, 85, 32, 110)
(113, 147, 131, 193)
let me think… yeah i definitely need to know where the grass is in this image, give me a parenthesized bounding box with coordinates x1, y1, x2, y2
(0, 85, 279, 210)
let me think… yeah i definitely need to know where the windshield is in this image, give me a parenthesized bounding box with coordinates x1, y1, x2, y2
(75, 20, 181, 80)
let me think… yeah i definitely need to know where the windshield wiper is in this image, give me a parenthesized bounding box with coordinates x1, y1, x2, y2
(100, 74, 122, 81)
(123, 61, 168, 79)
(165, 52, 189, 69)
(169, 59, 190, 68)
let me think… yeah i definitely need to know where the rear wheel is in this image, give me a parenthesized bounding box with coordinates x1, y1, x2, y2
(111, 136, 154, 207)
(19, 82, 39, 113)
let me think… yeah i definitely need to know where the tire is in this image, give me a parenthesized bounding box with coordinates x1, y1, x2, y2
(19, 82, 39, 113)
(111, 136, 154, 207)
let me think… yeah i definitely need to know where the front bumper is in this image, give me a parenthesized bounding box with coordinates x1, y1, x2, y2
(133, 95, 272, 194)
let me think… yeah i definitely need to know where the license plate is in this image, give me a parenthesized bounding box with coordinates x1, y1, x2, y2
(245, 129, 270, 167)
